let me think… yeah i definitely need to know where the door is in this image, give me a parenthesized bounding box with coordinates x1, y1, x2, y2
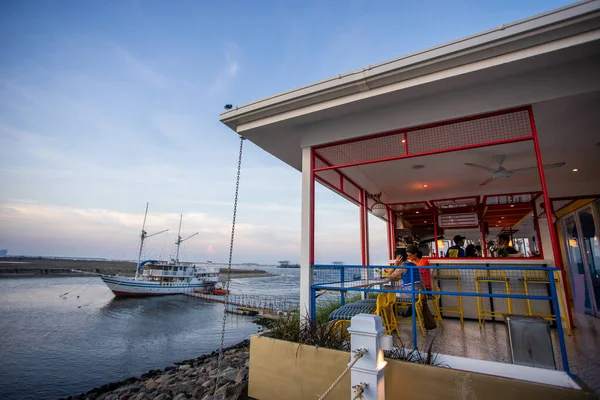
(576, 202, 600, 317)
(561, 214, 591, 314)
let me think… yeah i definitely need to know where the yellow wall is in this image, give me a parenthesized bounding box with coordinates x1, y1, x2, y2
(249, 336, 595, 400)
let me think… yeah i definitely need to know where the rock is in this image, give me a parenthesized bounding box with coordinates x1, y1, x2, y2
(234, 369, 247, 384)
(190, 386, 207, 399)
(173, 394, 188, 400)
(154, 394, 171, 400)
(178, 365, 191, 371)
(217, 368, 239, 383)
(195, 376, 207, 386)
(201, 378, 215, 388)
(144, 380, 159, 390)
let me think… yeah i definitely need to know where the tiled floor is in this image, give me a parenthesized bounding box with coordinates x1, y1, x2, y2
(395, 312, 600, 395)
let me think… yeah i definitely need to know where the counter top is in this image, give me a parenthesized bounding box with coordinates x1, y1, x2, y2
(426, 258, 551, 265)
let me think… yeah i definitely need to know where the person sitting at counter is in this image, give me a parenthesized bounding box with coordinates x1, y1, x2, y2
(446, 235, 466, 258)
(387, 248, 421, 296)
(406, 244, 431, 289)
(498, 234, 520, 257)
(465, 244, 477, 257)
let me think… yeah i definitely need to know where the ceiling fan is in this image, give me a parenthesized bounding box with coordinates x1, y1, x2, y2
(464, 155, 565, 186)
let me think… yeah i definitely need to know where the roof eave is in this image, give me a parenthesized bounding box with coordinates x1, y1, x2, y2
(220, 0, 600, 131)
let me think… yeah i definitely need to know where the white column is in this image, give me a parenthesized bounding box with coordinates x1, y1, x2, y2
(300, 146, 314, 322)
(347, 314, 391, 400)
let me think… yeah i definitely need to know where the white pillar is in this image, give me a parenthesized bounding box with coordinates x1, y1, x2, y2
(300, 146, 314, 322)
(347, 314, 391, 400)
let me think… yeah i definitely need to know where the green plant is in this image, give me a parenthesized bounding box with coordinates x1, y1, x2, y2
(384, 337, 447, 367)
(315, 293, 361, 324)
(268, 310, 349, 351)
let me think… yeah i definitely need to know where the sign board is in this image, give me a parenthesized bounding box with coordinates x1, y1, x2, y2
(438, 212, 479, 228)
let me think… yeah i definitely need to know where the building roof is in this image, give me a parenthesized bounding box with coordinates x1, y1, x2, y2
(220, 0, 600, 133)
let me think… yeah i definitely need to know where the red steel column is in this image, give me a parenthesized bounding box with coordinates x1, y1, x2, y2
(528, 107, 573, 326)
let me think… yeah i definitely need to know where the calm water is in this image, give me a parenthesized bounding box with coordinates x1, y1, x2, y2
(0, 266, 299, 400)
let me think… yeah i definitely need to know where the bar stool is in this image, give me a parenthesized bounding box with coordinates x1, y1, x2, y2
(522, 270, 571, 336)
(432, 269, 464, 325)
(474, 269, 513, 327)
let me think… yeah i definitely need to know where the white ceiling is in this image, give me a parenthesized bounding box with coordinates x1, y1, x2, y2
(335, 91, 600, 203)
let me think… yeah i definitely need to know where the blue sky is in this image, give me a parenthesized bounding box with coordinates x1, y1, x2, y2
(0, 0, 573, 264)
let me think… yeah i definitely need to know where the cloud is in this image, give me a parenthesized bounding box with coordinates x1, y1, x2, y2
(208, 50, 240, 95)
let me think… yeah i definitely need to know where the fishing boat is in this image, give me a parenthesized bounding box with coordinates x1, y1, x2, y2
(100, 204, 220, 297)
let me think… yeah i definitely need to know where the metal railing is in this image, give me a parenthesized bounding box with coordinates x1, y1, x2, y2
(310, 263, 570, 373)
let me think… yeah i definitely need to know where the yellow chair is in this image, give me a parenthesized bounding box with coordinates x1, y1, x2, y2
(474, 270, 513, 327)
(375, 293, 397, 336)
(522, 270, 572, 336)
(432, 269, 464, 325)
(396, 295, 426, 337)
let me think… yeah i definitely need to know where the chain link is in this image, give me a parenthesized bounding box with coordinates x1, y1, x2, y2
(214, 136, 245, 391)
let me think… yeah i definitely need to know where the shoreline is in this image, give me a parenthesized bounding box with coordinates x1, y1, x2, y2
(0, 258, 276, 280)
(60, 340, 253, 400)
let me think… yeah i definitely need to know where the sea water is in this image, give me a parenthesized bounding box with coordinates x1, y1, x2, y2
(0, 266, 299, 400)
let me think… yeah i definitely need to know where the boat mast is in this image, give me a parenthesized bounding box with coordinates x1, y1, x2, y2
(135, 203, 168, 280)
(175, 213, 198, 264)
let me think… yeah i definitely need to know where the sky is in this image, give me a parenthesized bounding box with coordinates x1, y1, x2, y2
(0, 0, 574, 264)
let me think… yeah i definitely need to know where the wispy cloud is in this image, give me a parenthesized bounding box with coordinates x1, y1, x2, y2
(208, 49, 240, 95)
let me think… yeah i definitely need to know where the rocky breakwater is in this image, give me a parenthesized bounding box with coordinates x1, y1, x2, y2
(61, 341, 251, 400)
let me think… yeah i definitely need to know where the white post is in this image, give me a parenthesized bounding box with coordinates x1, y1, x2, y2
(300, 146, 314, 322)
(347, 314, 391, 400)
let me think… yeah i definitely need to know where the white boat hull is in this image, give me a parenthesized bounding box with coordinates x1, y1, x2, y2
(101, 276, 215, 297)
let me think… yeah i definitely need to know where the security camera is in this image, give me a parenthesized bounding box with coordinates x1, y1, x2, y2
(224, 104, 233, 110)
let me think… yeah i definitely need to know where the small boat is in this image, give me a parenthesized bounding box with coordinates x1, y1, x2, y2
(100, 204, 219, 297)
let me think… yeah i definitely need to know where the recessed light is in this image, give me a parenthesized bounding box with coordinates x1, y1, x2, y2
(412, 165, 425, 170)
(498, 221, 502, 223)
(401, 139, 406, 143)
(415, 211, 419, 214)
(496, 224, 499, 227)
(424, 221, 427, 223)
(423, 184, 428, 188)
(572, 168, 579, 172)
(501, 217, 505, 219)
(510, 205, 515, 208)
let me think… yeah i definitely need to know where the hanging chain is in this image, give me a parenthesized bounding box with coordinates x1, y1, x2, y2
(215, 135, 245, 391)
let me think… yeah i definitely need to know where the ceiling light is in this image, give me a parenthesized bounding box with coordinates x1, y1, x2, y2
(496, 224, 499, 227)
(401, 139, 406, 143)
(424, 221, 427, 223)
(415, 211, 419, 214)
(510, 205, 515, 208)
(423, 184, 428, 188)
(572, 168, 579, 172)
(412, 165, 425, 170)
(501, 217, 505, 219)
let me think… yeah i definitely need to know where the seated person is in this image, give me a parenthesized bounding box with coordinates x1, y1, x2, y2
(475, 244, 483, 257)
(498, 234, 520, 257)
(406, 244, 431, 290)
(465, 244, 477, 257)
(386, 248, 421, 296)
(446, 235, 466, 258)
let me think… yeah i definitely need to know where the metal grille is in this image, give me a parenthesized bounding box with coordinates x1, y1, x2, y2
(315, 157, 362, 204)
(316, 132, 406, 168)
(313, 109, 532, 169)
(407, 110, 531, 155)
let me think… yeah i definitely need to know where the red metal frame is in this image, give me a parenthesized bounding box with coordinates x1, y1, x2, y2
(360, 189, 369, 265)
(528, 107, 573, 326)
(387, 208, 394, 260)
(313, 106, 533, 172)
(310, 148, 315, 266)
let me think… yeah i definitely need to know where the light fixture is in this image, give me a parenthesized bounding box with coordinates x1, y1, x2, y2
(437, 240, 445, 248)
(572, 168, 579, 172)
(401, 139, 406, 143)
(424, 221, 427, 223)
(510, 205, 515, 208)
(569, 238, 578, 247)
(415, 211, 419, 214)
(509, 240, 514, 247)
(501, 217, 505, 219)
(370, 202, 387, 218)
(423, 184, 428, 188)
(367, 191, 387, 218)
